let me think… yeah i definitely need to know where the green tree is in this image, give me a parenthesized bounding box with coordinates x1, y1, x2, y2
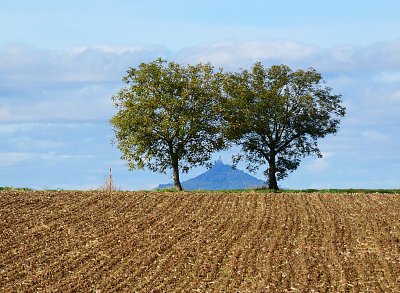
(222, 62, 346, 190)
(110, 59, 225, 190)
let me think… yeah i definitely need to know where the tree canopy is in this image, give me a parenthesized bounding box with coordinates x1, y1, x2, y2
(222, 63, 346, 190)
(111, 59, 345, 191)
(110, 59, 225, 190)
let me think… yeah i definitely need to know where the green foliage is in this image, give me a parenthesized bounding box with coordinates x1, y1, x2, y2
(110, 59, 226, 190)
(154, 187, 186, 192)
(0, 186, 33, 191)
(282, 189, 400, 194)
(222, 63, 346, 190)
(111, 60, 346, 191)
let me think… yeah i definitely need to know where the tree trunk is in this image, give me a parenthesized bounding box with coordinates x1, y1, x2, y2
(268, 154, 279, 190)
(171, 153, 183, 191)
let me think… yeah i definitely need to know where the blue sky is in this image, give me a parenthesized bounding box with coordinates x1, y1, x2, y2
(1, 1, 399, 190)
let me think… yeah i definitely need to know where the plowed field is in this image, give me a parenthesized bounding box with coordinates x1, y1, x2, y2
(1, 190, 399, 292)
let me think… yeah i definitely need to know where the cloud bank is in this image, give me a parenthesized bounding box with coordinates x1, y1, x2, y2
(1, 39, 400, 123)
(0, 44, 169, 122)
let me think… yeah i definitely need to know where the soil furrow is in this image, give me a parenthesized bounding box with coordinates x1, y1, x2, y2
(1, 190, 399, 292)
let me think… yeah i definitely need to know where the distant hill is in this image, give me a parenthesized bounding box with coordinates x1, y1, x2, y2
(156, 159, 265, 190)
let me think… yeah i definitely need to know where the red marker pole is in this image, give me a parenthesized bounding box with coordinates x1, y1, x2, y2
(109, 164, 113, 194)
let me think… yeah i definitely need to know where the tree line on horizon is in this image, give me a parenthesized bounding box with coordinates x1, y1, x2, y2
(110, 58, 346, 191)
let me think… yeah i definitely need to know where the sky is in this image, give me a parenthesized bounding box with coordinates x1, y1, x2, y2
(1, 0, 399, 190)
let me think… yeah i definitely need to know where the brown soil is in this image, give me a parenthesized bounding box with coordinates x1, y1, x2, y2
(1, 190, 399, 292)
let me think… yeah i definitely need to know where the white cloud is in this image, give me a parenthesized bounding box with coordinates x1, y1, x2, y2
(175, 38, 400, 75)
(306, 152, 333, 173)
(0, 107, 14, 124)
(0, 122, 56, 134)
(361, 130, 390, 142)
(0, 43, 168, 85)
(0, 152, 34, 167)
(0, 83, 116, 122)
(0, 44, 170, 122)
(176, 40, 319, 68)
(0, 122, 98, 134)
(0, 151, 93, 167)
(73, 44, 156, 55)
(1, 39, 400, 126)
(373, 72, 400, 84)
(11, 137, 64, 150)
